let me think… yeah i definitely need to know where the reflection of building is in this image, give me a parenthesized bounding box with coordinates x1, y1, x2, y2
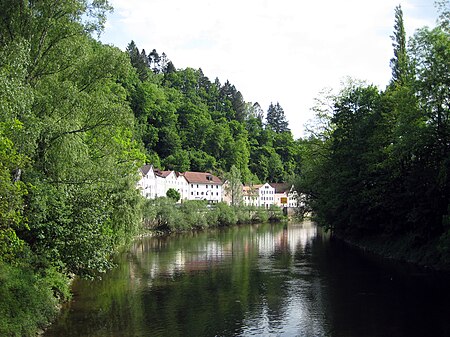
(130, 223, 318, 280)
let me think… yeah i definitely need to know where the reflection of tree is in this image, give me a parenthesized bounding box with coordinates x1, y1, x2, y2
(49, 222, 321, 336)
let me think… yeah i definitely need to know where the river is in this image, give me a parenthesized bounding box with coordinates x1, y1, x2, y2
(44, 222, 450, 337)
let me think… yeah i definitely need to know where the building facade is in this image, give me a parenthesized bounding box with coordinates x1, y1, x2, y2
(137, 166, 223, 203)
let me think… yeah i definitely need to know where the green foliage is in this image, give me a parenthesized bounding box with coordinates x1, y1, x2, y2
(126, 44, 300, 183)
(142, 200, 281, 231)
(297, 13, 450, 267)
(266, 102, 290, 133)
(166, 188, 181, 202)
(0, 262, 70, 337)
(268, 204, 284, 222)
(224, 165, 244, 206)
(214, 203, 238, 227)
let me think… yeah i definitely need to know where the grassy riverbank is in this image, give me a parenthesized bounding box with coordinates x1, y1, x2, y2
(0, 199, 286, 337)
(142, 198, 286, 233)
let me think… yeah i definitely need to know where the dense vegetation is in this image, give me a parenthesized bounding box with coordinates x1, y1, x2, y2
(143, 199, 284, 232)
(296, 5, 450, 267)
(125, 43, 301, 183)
(0, 0, 448, 335)
(0, 1, 298, 335)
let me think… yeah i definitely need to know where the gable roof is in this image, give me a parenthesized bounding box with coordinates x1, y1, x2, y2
(140, 164, 153, 176)
(183, 172, 222, 184)
(269, 183, 292, 193)
(154, 169, 173, 178)
(243, 185, 259, 196)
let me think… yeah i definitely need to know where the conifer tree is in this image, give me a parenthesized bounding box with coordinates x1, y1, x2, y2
(266, 102, 290, 133)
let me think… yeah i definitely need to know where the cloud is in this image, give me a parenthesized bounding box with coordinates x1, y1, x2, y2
(102, 0, 438, 138)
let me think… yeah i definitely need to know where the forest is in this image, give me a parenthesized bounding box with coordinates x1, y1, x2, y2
(0, 0, 448, 336)
(0, 1, 300, 335)
(295, 5, 450, 268)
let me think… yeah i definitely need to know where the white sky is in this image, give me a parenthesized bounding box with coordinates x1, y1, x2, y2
(100, 0, 439, 139)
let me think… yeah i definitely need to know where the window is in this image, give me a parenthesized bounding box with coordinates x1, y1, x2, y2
(191, 184, 193, 188)
(191, 192, 193, 195)
(201, 192, 204, 195)
(197, 184, 199, 188)
(206, 185, 208, 188)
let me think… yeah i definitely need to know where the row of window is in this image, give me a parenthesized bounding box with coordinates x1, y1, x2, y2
(190, 184, 220, 189)
(191, 191, 220, 196)
(261, 190, 274, 195)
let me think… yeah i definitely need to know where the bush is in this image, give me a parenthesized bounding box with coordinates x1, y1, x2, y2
(215, 203, 238, 226)
(179, 201, 208, 229)
(0, 263, 68, 336)
(254, 207, 269, 223)
(236, 206, 252, 224)
(268, 204, 284, 222)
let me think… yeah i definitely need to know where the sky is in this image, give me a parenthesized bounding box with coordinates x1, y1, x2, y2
(100, 0, 440, 139)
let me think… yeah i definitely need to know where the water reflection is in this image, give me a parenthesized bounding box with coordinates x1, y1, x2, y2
(45, 222, 450, 337)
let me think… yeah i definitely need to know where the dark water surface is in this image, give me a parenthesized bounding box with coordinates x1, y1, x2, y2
(44, 222, 450, 337)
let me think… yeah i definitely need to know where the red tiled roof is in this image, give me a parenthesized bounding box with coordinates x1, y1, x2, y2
(183, 172, 222, 184)
(154, 170, 173, 178)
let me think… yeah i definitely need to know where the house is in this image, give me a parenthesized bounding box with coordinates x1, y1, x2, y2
(257, 183, 276, 209)
(270, 183, 298, 208)
(176, 172, 189, 201)
(137, 164, 156, 199)
(242, 185, 259, 207)
(183, 171, 223, 203)
(153, 170, 175, 198)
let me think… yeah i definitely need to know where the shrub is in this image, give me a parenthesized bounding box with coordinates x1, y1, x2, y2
(236, 206, 252, 224)
(179, 201, 208, 230)
(215, 203, 238, 226)
(268, 204, 284, 222)
(0, 263, 64, 336)
(254, 207, 269, 223)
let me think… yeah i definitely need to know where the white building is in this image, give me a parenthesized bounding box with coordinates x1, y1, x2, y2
(184, 171, 223, 203)
(257, 183, 276, 209)
(137, 166, 223, 203)
(242, 185, 259, 207)
(176, 172, 189, 201)
(138, 164, 156, 199)
(270, 183, 298, 208)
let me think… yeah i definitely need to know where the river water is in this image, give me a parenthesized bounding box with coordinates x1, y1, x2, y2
(44, 222, 450, 337)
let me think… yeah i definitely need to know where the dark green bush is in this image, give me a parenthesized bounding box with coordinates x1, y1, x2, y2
(0, 263, 69, 336)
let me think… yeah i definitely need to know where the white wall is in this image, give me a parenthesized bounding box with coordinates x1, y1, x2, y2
(188, 183, 222, 203)
(258, 183, 275, 209)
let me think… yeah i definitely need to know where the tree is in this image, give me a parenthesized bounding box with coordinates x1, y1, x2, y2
(390, 5, 409, 86)
(252, 102, 265, 121)
(126, 41, 149, 81)
(166, 188, 181, 202)
(266, 102, 290, 133)
(149, 49, 160, 73)
(224, 165, 243, 206)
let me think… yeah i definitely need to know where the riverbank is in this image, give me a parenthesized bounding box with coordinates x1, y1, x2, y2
(33, 201, 288, 337)
(141, 198, 287, 233)
(334, 232, 450, 272)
